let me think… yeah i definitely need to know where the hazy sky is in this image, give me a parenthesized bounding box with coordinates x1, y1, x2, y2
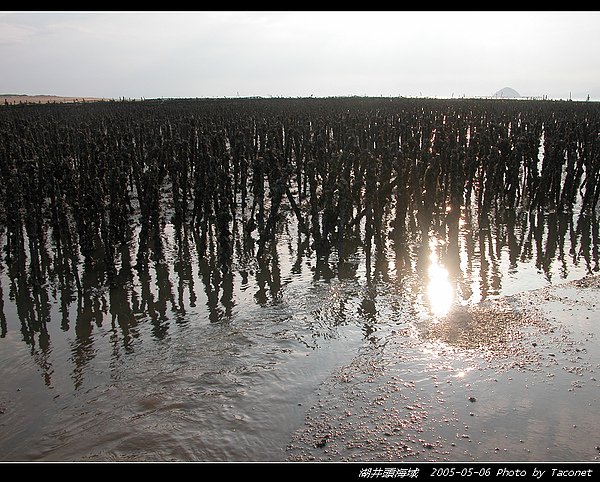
(1, 11, 599, 100)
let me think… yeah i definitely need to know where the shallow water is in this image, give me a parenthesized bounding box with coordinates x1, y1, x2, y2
(0, 204, 598, 461)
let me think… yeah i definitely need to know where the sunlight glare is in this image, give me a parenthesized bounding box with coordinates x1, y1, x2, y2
(427, 239, 454, 317)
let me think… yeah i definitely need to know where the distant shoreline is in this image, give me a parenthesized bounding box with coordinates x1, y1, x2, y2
(1, 94, 596, 105)
(1, 94, 111, 105)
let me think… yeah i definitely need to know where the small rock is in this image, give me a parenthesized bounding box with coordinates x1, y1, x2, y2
(315, 436, 329, 448)
(468, 396, 476, 402)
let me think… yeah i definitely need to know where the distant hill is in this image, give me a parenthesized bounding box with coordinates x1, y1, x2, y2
(493, 87, 521, 98)
(1, 94, 110, 105)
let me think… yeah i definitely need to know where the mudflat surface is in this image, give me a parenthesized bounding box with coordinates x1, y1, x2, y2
(1, 97, 599, 463)
(286, 275, 600, 462)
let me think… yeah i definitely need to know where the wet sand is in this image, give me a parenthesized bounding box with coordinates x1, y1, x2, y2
(286, 275, 600, 462)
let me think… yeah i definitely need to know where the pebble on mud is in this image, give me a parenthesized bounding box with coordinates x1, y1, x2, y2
(315, 436, 329, 448)
(468, 396, 476, 402)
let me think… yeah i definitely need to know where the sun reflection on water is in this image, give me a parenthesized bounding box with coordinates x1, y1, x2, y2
(427, 238, 454, 318)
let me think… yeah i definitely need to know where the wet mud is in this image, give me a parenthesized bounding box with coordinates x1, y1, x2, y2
(286, 275, 600, 462)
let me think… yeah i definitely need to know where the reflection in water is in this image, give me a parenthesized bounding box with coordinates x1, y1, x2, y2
(255, 244, 283, 307)
(427, 238, 454, 318)
(1, 201, 598, 392)
(0, 277, 6, 338)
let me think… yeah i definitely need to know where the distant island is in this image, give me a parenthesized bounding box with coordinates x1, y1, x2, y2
(493, 87, 521, 98)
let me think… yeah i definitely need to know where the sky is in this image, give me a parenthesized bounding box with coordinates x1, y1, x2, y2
(1, 10, 599, 101)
